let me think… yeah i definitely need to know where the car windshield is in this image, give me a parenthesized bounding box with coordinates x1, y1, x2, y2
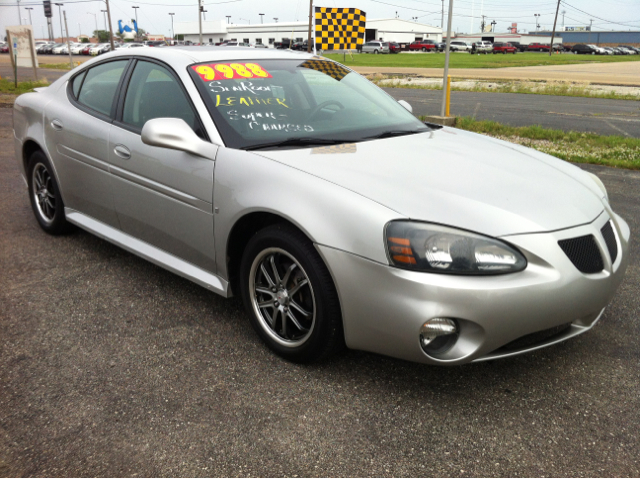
(190, 58, 429, 149)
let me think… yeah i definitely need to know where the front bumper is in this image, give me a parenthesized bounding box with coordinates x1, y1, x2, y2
(318, 209, 630, 365)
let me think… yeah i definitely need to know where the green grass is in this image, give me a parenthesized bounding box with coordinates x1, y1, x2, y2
(324, 51, 640, 69)
(40, 62, 74, 70)
(444, 117, 640, 169)
(0, 77, 50, 95)
(378, 78, 640, 101)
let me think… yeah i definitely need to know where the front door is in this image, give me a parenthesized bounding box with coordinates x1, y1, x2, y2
(108, 59, 218, 272)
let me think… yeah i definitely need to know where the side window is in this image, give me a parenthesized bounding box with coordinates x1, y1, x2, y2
(71, 70, 86, 99)
(122, 60, 201, 136)
(77, 60, 128, 116)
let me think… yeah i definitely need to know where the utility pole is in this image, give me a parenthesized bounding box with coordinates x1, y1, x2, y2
(549, 0, 561, 56)
(480, 15, 486, 33)
(307, 0, 313, 52)
(104, 0, 115, 50)
(561, 10, 566, 29)
(55, 3, 64, 42)
(259, 13, 264, 24)
(198, 0, 203, 44)
(588, 19, 593, 42)
(441, 0, 444, 29)
(63, 10, 73, 68)
(87, 12, 97, 35)
(440, 0, 454, 117)
(25, 7, 33, 25)
(169, 13, 174, 42)
(226, 15, 231, 24)
(17, 0, 22, 25)
(132, 6, 139, 39)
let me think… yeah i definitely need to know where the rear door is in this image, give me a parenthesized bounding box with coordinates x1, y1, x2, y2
(44, 58, 130, 227)
(107, 58, 218, 272)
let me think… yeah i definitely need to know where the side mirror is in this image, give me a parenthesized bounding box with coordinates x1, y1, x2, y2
(141, 118, 217, 159)
(398, 99, 413, 113)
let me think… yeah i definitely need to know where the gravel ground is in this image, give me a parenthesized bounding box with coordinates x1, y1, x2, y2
(1, 107, 639, 477)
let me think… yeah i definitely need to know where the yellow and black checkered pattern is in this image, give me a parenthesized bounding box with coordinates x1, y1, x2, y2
(300, 60, 350, 81)
(314, 7, 366, 51)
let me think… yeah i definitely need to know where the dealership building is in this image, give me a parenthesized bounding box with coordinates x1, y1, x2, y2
(538, 30, 640, 45)
(174, 18, 442, 46)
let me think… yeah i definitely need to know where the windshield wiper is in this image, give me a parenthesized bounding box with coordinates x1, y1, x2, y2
(361, 129, 429, 141)
(243, 137, 351, 151)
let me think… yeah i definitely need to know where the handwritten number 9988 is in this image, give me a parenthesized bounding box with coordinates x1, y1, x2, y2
(195, 63, 270, 80)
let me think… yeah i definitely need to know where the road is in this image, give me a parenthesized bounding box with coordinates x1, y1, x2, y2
(384, 87, 640, 137)
(0, 107, 639, 476)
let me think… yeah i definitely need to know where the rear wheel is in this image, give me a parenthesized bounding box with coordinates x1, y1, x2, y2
(374, 49, 379, 54)
(240, 224, 343, 363)
(27, 150, 72, 235)
(422, 47, 426, 52)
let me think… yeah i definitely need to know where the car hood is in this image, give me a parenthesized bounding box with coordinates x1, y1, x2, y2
(251, 128, 605, 237)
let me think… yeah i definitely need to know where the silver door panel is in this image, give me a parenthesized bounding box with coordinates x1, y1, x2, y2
(108, 125, 217, 272)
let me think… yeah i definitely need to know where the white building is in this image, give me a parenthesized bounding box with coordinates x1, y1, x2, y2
(448, 32, 563, 46)
(174, 18, 442, 46)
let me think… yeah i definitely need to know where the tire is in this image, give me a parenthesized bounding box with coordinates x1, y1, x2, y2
(422, 47, 426, 52)
(374, 49, 378, 54)
(240, 224, 343, 363)
(27, 150, 72, 235)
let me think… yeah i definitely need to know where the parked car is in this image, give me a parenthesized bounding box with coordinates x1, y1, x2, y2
(617, 46, 636, 55)
(221, 41, 250, 47)
(42, 43, 59, 54)
(526, 43, 550, 52)
(254, 43, 269, 49)
(0, 43, 9, 53)
(52, 44, 67, 54)
(70, 43, 86, 55)
(89, 43, 106, 55)
(388, 42, 401, 53)
(571, 44, 598, 54)
(291, 40, 308, 51)
(492, 42, 517, 54)
(409, 40, 437, 52)
(504, 41, 526, 52)
(12, 48, 630, 366)
(362, 41, 390, 54)
(146, 41, 167, 47)
(273, 39, 292, 49)
(449, 40, 471, 52)
(470, 41, 492, 53)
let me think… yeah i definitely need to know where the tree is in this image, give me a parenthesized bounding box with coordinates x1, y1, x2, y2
(81, 37, 89, 43)
(93, 30, 110, 42)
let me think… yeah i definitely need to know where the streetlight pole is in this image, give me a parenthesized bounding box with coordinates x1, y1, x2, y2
(105, 0, 115, 50)
(441, 0, 444, 29)
(87, 12, 97, 36)
(169, 13, 174, 42)
(198, 0, 203, 44)
(534, 13, 540, 32)
(440, 0, 454, 118)
(55, 3, 64, 42)
(101, 9, 108, 30)
(273, 18, 278, 23)
(226, 16, 231, 24)
(25, 7, 33, 25)
(132, 6, 139, 40)
(17, 0, 22, 25)
(259, 13, 264, 24)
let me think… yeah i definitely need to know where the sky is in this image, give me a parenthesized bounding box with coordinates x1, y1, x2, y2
(2, 0, 640, 40)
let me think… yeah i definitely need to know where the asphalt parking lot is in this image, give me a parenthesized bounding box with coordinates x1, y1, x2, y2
(1, 106, 639, 476)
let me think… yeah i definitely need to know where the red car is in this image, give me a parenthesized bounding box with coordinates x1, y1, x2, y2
(1, 44, 10, 53)
(527, 43, 550, 52)
(389, 42, 401, 53)
(492, 42, 517, 54)
(81, 45, 91, 55)
(409, 40, 437, 52)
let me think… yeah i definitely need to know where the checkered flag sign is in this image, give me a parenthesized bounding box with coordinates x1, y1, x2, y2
(315, 7, 366, 51)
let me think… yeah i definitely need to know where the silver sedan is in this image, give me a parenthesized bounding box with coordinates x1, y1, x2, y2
(12, 47, 630, 365)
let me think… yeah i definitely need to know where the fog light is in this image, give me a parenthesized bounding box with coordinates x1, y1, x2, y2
(420, 318, 459, 355)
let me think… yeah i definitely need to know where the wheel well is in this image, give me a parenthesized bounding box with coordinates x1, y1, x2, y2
(23, 140, 43, 173)
(226, 212, 300, 294)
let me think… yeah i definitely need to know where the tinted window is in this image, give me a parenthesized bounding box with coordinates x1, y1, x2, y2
(122, 60, 199, 134)
(77, 60, 128, 116)
(71, 70, 86, 99)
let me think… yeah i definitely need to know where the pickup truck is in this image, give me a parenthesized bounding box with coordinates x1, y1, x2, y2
(492, 42, 517, 54)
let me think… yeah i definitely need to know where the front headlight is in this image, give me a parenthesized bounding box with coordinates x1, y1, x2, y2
(385, 221, 527, 275)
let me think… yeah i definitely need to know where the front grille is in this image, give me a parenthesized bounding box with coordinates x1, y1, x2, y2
(558, 235, 604, 274)
(500, 323, 572, 351)
(601, 221, 618, 264)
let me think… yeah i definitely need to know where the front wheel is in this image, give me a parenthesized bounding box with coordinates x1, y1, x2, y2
(240, 224, 343, 363)
(27, 150, 72, 235)
(374, 49, 378, 54)
(422, 47, 426, 52)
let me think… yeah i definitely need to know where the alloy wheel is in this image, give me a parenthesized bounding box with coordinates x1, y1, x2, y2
(32, 162, 56, 224)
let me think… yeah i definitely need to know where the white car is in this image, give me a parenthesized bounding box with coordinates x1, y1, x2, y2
(89, 43, 107, 55)
(449, 41, 471, 52)
(70, 43, 86, 55)
(52, 44, 67, 54)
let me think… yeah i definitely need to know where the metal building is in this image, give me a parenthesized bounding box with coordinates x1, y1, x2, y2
(538, 30, 640, 45)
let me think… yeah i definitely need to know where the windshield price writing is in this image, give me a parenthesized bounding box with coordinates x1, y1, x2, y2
(192, 63, 273, 81)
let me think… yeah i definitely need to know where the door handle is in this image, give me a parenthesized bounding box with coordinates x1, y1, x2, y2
(114, 144, 131, 160)
(51, 119, 63, 131)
